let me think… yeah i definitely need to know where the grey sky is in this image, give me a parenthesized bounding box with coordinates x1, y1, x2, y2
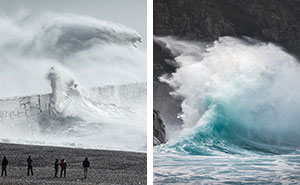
(0, 0, 147, 48)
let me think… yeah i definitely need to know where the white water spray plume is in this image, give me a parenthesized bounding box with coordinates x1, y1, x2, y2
(0, 11, 146, 152)
(0, 11, 146, 98)
(156, 36, 300, 154)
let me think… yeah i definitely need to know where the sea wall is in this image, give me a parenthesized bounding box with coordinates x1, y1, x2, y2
(89, 82, 147, 110)
(0, 94, 50, 123)
(0, 83, 146, 122)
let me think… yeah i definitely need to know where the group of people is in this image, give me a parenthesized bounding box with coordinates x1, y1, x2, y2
(54, 158, 67, 178)
(1, 156, 90, 179)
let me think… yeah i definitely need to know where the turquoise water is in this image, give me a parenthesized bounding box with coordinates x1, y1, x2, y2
(154, 37, 300, 184)
(154, 102, 300, 184)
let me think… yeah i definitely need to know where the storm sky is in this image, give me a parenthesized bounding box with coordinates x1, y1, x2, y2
(0, 0, 147, 48)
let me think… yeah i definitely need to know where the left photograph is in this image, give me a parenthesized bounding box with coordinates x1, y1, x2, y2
(0, 0, 147, 184)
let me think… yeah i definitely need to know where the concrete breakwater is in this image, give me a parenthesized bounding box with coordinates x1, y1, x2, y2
(0, 82, 146, 123)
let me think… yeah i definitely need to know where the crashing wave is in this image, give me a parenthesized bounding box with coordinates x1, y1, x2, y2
(0, 67, 147, 151)
(0, 11, 146, 98)
(0, 11, 146, 152)
(156, 36, 300, 155)
(2, 12, 141, 56)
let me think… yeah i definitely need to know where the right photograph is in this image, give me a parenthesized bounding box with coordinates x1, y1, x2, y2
(153, 0, 300, 184)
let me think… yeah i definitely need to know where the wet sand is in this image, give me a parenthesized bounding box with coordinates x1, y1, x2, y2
(0, 143, 146, 185)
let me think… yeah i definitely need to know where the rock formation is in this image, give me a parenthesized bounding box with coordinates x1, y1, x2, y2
(154, 0, 300, 55)
(153, 109, 166, 146)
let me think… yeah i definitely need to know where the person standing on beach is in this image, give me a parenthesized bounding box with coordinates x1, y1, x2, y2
(1, 156, 8, 176)
(27, 156, 33, 176)
(60, 159, 67, 177)
(54, 159, 59, 177)
(82, 157, 90, 179)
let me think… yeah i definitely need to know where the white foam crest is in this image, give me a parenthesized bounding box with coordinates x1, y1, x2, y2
(0, 11, 146, 98)
(157, 36, 300, 147)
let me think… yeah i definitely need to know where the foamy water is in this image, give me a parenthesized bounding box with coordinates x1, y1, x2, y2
(154, 36, 300, 183)
(0, 11, 146, 152)
(0, 11, 146, 98)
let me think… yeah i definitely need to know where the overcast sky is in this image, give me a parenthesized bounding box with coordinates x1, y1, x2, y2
(0, 0, 147, 48)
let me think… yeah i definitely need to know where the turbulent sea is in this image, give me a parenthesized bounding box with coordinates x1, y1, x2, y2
(0, 11, 146, 152)
(154, 36, 300, 184)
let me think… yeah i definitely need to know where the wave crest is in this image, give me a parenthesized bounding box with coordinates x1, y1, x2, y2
(156, 36, 300, 154)
(0, 11, 146, 98)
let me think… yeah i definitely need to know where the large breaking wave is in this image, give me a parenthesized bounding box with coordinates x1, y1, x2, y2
(0, 11, 146, 98)
(155, 36, 300, 155)
(0, 11, 146, 152)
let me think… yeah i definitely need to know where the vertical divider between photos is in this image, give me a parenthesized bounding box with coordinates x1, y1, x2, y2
(147, 0, 154, 184)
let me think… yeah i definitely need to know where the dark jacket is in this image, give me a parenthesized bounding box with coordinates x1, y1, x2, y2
(27, 158, 33, 167)
(54, 160, 59, 169)
(2, 157, 8, 167)
(82, 159, 90, 168)
(60, 160, 67, 169)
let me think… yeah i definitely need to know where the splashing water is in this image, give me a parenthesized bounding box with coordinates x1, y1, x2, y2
(154, 36, 300, 184)
(41, 67, 146, 151)
(0, 11, 146, 152)
(0, 11, 146, 98)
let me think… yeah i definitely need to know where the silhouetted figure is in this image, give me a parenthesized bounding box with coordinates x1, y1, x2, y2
(1, 156, 8, 176)
(82, 157, 90, 179)
(60, 159, 67, 177)
(27, 156, 33, 176)
(54, 159, 59, 177)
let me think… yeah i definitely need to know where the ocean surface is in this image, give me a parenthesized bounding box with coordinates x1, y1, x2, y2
(154, 151, 300, 184)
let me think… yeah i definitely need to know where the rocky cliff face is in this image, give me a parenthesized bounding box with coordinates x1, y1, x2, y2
(153, 0, 300, 131)
(154, 0, 300, 55)
(153, 109, 166, 146)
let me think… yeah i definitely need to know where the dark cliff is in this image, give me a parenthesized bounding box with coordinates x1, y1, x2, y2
(153, 109, 166, 145)
(153, 0, 300, 131)
(154, 0, 300, 55)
